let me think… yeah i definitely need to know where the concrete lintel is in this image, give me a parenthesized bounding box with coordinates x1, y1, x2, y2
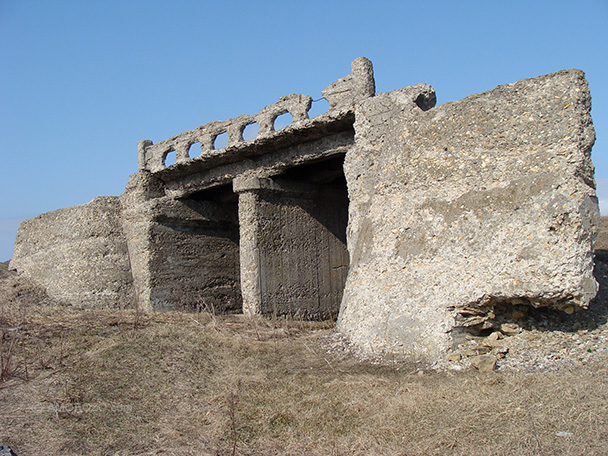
(164, 131, 355, 199)
(233, 176, 318, 198)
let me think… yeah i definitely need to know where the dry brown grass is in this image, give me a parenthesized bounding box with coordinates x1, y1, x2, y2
(1, 267, 608, 455)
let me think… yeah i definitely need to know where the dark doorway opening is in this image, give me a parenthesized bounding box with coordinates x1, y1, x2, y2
(253, 154, 350, 320)
(154, 183, 242, 313)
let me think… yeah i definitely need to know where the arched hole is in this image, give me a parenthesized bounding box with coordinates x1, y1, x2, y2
(308, 97, 330, 118)
(164, 150, 176, 167)
(415, 92, 436, 111)
(213, 131, 229, 150)
(273, 112, 293, 131)
(242, 122, 259, 141)
(188, 142, 201, 157)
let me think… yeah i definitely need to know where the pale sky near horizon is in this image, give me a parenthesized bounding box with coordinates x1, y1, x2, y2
(1, 0, 607, 261)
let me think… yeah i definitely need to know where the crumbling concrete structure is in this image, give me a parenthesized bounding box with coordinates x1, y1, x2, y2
(10, 58, 600, 360)
(10, 197, 134, 308)
(338, 70, 599, 358)
(119, 57, 375, 317)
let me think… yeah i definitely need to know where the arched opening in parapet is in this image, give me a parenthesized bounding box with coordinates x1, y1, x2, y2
(164, 150, 177, 167)
(154, 183, 242, 314)
(213, 131, 229, 150)
(249, 154, 349, 321)
(188, 142, 202, 158)
(273, 112, 293, 131)
(243, 122, 259, 141)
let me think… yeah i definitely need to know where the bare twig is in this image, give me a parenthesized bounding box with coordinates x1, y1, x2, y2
(226, 381, 241, 456)
(526, 406, 545, 454)
(1, 331, 16, 382)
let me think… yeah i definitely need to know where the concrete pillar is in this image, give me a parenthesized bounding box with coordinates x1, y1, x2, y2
(235, 185, 263, 316)
(120, 172, 166, 312)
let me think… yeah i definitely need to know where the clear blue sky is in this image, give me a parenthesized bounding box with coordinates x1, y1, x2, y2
(1, 0, 607, 261)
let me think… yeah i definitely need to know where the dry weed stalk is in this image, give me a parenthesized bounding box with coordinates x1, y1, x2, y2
(249, 315, 262, 341)
(197, 291, 218, 329)
(226, 381, 242, 456)
(132, 297, 142, 330)
(20, 337, 29, 382)
(0, 330, 16, 382)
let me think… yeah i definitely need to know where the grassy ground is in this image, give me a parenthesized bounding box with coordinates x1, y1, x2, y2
(1, 266, 608, 455)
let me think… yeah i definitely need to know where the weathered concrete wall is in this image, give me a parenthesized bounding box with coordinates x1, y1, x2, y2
(121, 173, 241, 312)
(148, 197, 241, 313)
(235, 176, 349, 319)
(338, 70, 599, 360)
(9, 196, 134, 308)
(595, 216, 608, 250)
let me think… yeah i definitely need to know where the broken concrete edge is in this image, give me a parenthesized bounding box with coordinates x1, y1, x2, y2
(336, 67, 598, 360)
(138, 57, 376, 174)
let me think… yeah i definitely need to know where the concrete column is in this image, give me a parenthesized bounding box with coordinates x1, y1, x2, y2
(234, 177, 286, 316)
(120, 172, 166, 312)
(235, 186, 263, 316)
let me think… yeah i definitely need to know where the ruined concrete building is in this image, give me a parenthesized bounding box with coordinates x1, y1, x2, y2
(10, 58, 600, 360)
